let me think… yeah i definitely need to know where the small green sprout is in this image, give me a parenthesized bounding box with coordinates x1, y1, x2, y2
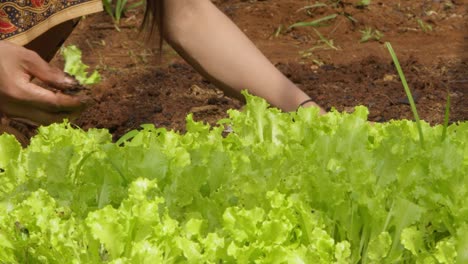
(360, 27, 384, 43)
(102, 0, 144, 25)
(313, 29, 339, 50)
(356, 0, 371, 8)
(417, 19, 433, 32)
(273, 25, 283, 38)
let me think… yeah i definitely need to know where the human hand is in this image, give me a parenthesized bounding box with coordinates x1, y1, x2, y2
(0, 41, 85, 124)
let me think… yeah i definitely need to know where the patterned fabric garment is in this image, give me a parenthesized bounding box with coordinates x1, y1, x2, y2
(0, 0, 102, 45)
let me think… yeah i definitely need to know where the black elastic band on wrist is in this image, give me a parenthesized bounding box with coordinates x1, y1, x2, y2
(298, 99, 315, 108)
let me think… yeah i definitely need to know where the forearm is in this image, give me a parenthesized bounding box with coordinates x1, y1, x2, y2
(161, 0, 324, 112)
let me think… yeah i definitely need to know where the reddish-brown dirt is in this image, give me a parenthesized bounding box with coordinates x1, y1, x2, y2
(8, 0, 468, 142)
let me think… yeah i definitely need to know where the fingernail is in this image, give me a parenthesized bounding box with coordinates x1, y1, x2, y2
(64, 75, 78, 85)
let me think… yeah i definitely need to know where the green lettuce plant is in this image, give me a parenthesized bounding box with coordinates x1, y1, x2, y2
(0, 93, 466, 263)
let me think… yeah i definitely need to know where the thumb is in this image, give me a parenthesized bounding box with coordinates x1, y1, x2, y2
(22, 49, 78, 90)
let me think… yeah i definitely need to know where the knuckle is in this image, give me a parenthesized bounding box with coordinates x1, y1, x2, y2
(48, 67, 63, 79)
(22, 50, 45, 69)
(23, 49, 40, 61)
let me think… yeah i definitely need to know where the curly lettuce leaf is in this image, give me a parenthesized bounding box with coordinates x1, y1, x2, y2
(62, 45, 101, 85)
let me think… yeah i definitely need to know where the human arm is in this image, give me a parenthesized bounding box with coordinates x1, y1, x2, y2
(160, 0, 326, 113)
(0, 41, 84, 124)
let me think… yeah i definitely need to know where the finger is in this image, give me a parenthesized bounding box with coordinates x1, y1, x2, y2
(9, 117, 40, 127)
(21, 49, 78, 90)
(1, 101, 79, 125)
(16, 82, 84, 113)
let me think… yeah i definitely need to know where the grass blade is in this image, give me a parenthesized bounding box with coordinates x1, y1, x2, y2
(296, 3, 328, 12)
(115, 0, 127, 23)
(288, 14, 337, 30)
(313, 28, 339, 50)
(441, 93, 451, 141)
(385, 42, 425, 148)
(102, 0, 115, 22)
(126, 0, 144, 10)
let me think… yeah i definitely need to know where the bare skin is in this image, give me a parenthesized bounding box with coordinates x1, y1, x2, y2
(161, 0, 325, 113)
(0, 41, 83, 124)
(0, 0, 325, 125)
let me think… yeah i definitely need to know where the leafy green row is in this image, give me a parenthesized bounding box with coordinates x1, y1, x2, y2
(0, 93, 467, 263)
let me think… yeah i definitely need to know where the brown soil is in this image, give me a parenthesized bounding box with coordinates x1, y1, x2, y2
(16, 0, 468, 141)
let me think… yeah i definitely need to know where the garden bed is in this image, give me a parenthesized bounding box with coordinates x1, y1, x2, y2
(1, 1, 467, 262)
(45, 0, 467, 140)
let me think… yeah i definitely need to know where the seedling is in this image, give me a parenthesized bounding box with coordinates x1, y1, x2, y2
(343, 12, 358, 23)
(313, 28, 339, 50)
(103, 0, 144, 25)
(443, 1, 454, 10)
(312, 59, 325, 66)
(299, 29, 338, 64)
(271, 25, 283, 38)
(417, 19, 433, 32)
(360, 27, 383, 42)
(356, 0, 371, 8)
(62, 45, 101, 85)
(300, 29, 339, 60)
(329, 0, 343, 8)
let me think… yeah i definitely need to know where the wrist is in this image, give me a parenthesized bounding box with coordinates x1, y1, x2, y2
(298, 99, 315, 108)
(297, 98, 327, 115)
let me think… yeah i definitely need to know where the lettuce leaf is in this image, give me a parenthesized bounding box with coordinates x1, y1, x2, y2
(62, 45, 101, 85)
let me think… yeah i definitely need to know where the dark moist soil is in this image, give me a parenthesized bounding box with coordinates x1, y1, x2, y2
(36, 0, 468, 140)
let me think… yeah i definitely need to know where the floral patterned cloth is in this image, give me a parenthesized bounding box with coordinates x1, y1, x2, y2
(0, 0, 102, 45)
